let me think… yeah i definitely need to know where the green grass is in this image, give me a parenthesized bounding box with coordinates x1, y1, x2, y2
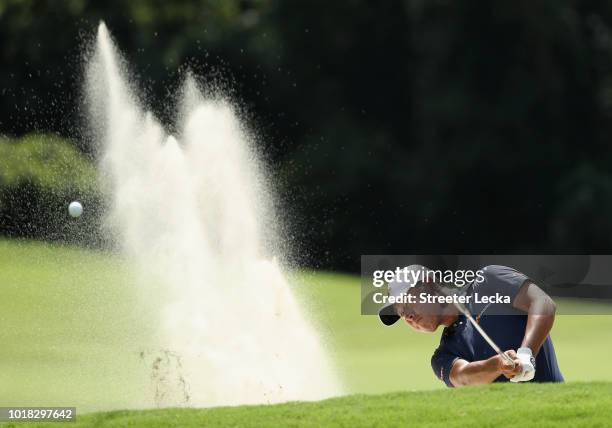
(0, 240, 158, 410)
(10, 383, 612, 427)
(1, 239, 612, 424)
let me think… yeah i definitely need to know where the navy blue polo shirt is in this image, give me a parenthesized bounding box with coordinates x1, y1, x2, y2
(431, 265, 564, 387)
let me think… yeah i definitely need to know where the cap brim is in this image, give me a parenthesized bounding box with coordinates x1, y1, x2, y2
(378, 303, 400, 326)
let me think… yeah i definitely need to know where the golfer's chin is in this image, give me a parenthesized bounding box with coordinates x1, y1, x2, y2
(417, 324, 439, 333)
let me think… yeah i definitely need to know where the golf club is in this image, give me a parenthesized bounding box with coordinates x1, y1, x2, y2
(438, 287, 516, 368)
(453, 300, 516, 368)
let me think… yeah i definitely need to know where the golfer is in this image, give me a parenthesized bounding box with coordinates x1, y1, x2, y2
(378, 265, 564, 387)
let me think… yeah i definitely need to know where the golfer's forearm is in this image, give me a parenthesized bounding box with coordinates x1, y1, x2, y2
(514, 282, 557, 356)
(450, 357, 501, 387)
(522, 307, 555, 356)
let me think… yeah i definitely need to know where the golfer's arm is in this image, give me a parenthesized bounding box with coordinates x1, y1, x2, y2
(449, 357, 501, 387)
(513, 281, 556, 356)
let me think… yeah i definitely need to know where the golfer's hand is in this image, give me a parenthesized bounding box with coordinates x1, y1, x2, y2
(498, 350, 522, 380)
(510, 347, 536, 383)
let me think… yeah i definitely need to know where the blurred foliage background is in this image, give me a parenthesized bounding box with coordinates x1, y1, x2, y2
(0, 134, 102, 244)
(2, 0, 612, 270)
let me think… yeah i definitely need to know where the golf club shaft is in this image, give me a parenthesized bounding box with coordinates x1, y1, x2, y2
(435, 286, 516, 367)
(453, 302, 516, 367)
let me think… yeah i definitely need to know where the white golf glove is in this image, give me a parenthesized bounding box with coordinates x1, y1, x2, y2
(510, 347, 536, 383)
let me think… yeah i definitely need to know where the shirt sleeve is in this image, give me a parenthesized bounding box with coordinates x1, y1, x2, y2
(431, 345, 460, 388)
(481, 265, 530, 303)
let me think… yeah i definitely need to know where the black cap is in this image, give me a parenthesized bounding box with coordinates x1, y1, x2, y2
(378, 303, 400, 326)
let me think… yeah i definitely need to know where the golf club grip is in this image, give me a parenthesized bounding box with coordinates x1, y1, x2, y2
(501, 351, 516, 368)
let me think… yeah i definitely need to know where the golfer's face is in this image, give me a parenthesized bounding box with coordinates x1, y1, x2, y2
(396, 289, 443, 332)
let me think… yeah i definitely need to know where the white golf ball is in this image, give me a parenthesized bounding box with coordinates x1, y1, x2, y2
(68, 201, 83, 218)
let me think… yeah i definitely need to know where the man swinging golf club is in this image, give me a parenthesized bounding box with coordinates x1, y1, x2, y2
(378, 265, 564, 387)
